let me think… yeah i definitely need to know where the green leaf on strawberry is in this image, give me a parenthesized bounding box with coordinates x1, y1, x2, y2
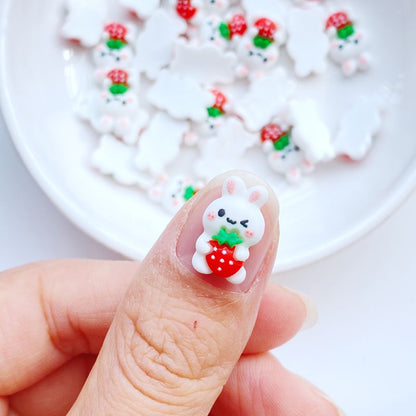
(212, 227, 243, 248)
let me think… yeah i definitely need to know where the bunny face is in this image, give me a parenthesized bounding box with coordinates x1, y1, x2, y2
(162, 176, 192, 213)
(237, 38, 279, 72)
(268, 142, 305, 174)
(329, 33, 365, 63)
(97, 91, 138, 116)
(196, 115, 224, 138)
(93, 43, 134, 68)
(199, 15, 227, 48)
(202, 176, 267, 247)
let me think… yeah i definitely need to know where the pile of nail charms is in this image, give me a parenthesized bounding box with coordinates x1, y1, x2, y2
(62, 0, 388, 214)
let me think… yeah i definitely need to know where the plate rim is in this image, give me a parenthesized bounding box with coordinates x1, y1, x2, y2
(1, 0, 416, 272)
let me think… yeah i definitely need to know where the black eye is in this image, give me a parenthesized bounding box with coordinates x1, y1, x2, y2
(338, 44, 343, 50)
(218, 209, 225, 217)
(354, 39, 359, 44)
(116, 56, 120, 61)
(240, 220, 249, 228)
(122, 101, 127, 105)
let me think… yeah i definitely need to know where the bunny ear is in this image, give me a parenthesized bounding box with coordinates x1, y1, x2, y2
(222, 176, 246, 197)
(248, 185, 268, 208)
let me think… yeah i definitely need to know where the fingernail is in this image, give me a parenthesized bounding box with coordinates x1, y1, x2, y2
(177, 173, 279, 292)
(314, 389, 347, 416)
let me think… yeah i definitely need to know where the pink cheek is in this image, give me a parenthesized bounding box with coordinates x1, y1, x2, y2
(101, 92, 109, 99)
(127, 97, 133, 104)
(207, 212, 216, 221)
(245, 230, 254, 238)
(173, 199, 179, 207)
(121, 53, 128, 60)
(245, 43, 251, 50)
(268, 54, 276, 62)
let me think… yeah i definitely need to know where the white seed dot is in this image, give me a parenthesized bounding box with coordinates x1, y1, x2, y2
(218, 267, 222, 272)
(211, 255, 215, 260)
(213, 247, 218, 251)
(229, 261, 234, 265)
(220, 259, 225, 263)
(222, 250, 227, 255)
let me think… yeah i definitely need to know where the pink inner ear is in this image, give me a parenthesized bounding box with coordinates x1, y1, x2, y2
(249, 190, 261, 203)
(226, 180, 235, 195)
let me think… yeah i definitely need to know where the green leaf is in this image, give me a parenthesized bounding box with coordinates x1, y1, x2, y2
(337, 24, 355, 39)
(274, 134, 290, 151)
(109, 84, 128, 95)
(207, 107, 223, 118)
(183, 186, 196, 201)
(219, 22, 231, 40)
(253, 35, 273, 49)
(106, 39, 126, 50)
(212, 227, 243, 248)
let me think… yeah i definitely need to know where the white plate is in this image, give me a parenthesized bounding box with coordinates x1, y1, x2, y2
(1, 0, 416, 272)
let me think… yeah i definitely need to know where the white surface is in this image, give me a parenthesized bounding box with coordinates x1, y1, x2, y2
(2, 0, 416, 273)
(1, 112, 415, 414)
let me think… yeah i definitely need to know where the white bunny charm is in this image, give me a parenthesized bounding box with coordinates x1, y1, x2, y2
(192, 176, 268, 285)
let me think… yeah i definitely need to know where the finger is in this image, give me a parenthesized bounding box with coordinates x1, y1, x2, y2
(0, 261, 307, 397)
(9, 355, 95, 416)
(245, 282, 317, 354)
(70, 171, 280, 416)
(211, 353, 345, 416)
(0, 260, 139, 395)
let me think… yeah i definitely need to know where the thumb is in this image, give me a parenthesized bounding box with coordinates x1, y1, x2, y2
(69, 171, 280, 416)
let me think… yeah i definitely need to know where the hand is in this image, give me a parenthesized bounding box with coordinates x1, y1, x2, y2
(0, 173, 343, 416)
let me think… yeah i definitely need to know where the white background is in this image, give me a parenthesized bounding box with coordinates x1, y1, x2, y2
(1, 112, 415, 415)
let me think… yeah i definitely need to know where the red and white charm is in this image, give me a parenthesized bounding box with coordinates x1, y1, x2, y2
(192, 176, 268, 285)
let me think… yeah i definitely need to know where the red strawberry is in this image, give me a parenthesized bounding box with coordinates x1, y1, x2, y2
(107, 69, 129, 85)
(254, 17, 277, 41)
(212, 89, 227, 112)
(260, 124, 285, 143)
(104, 23, 128, 41)
(326, 12, 350, 30)
(229, 14, 247, 37)
(176, 0, 197, 21)
(205, 241, 244, 278)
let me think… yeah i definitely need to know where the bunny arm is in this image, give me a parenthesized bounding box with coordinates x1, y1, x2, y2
(196, 233, 213, 255)
(234, 245, 250, 262)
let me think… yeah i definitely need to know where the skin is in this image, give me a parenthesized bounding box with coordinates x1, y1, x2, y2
(0, 172, 341, 416)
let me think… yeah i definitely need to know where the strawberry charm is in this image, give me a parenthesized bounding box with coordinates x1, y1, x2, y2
(260, 123, 290, 151)
(192, 176, 268, 285)
(253, 17, 277, 49)
(326, 11, 371, 77)
(326, 12, 354, 40)
(236, 16, 283, 77)
(207, 89, 228, 118)
(205, 230, 244, 278)
(106, 69, 130, 95)
(261, 123, 314, 184)
(176, 0, 198, 21)
(93, 22, 134, 68)
(219, 14, 248, 41)
(104, 22, 129, 49)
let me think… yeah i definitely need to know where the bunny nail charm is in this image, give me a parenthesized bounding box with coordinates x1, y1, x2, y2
(192, 176, 268, 285)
